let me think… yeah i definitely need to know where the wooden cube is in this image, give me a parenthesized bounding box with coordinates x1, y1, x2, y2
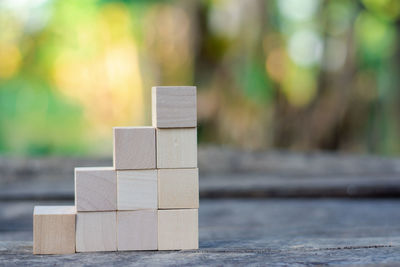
(117, 170, 157, 210)
(75, 167, 116, 212)
(152, 86, 197, 128)
(158, 209, 198, 250)
(117, 210, 157, 251)
(33, 206, 76, 254)
(156, 128, 197, 168)
(76, 211, 117, 252)
(158, 168, 199, 209)
(113, 127, 156, 170)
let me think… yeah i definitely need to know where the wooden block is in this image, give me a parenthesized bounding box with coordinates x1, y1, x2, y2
(33, 206, 76, 254)
(152, 86, 197, 128)
(117, 170, 157, 210)
(113, 127, 156, 170)
(76, 211, 117, 252)
(158, 209, 198, 250)
(117, 210, 157, 251)
(156, 128, 197, 168)
(75, 167, 116, 212)
(158, 168, 199, 209)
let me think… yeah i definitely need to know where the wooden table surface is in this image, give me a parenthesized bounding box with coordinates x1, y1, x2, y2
(1, 199, 400, 266)
(1, 147, 400, 266)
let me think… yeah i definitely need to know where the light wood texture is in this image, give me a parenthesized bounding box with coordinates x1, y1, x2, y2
(117, 210, 157, 251)
(33, 206, 76, 254)
(113, 127, 156, 170)
(75, 167, 116, 212)
(76, 211, 117, 252)
(158, 168, 199, 209)
(152, 86, 197, 128)
(156, 128, 197, 169)
(158, 209, 198, 250)
(117, 170, 157, 210)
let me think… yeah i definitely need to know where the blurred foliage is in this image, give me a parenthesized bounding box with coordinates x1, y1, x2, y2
(0, 0, 399, 155)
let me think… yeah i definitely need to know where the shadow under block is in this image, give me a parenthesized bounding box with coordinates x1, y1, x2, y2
(158, 209, 198, 250)
(113, 127, 156, 170)
(76, 211, 117, 252)
(75, 167, 116, 212)
(117, 170, 157, 210)
(156, 128, 197, 169)
(158, 168, 199, 209)
(152, 86, 197, 128)
(117, 210, 157, 251)
(33, 206, 76, 255)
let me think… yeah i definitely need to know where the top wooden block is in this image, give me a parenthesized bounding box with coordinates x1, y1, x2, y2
(152, 86, 197, 128)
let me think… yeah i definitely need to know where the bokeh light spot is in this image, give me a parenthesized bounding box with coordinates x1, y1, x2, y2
(288, 29, 323, 67)
(266, 47, 287, 83)
(282, 66, 317, 107)
(278, 0, 320, 21)
(0, 43, 21, 79)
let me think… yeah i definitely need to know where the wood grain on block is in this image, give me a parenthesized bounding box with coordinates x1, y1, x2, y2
(113, 127, 156, 170)
(75, 167, 116, 212)
(158, 168, 199, 209)
(117, 170, 157, 210)
(33, 206, 76, 254)
(156, 128, 197, 168)
(76, 211, 117, 252)
(152, 86, 197, 128)
(117, 210, 157, 251)
(158, 209, 198, 250)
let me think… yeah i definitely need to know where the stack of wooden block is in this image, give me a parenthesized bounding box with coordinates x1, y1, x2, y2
(33, 86, 198, 254)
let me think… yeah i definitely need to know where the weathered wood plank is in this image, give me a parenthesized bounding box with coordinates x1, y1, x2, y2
(200, 174, 400, 198)
(1, 172, 400, 200)
(1, 199, 400, 265)
(3, 147, 400, 183)
(1, 147, 400, 200)
(1, 241, 400, 267)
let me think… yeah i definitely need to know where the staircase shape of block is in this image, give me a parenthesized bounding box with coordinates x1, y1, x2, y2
(33, 86, 199, 254)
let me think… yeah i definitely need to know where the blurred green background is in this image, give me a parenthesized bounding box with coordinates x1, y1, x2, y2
(0, 0, 399, 156)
